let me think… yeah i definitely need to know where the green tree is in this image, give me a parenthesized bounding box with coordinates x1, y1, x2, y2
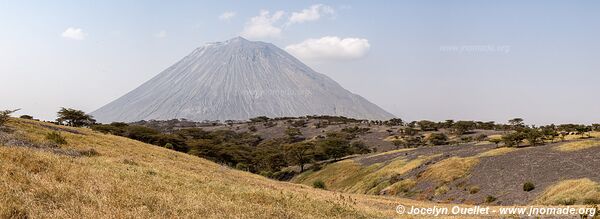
(508, 118, 525, 130)
(385, 118, 404, 126)
(284, 142, 315, 172)
(502, 132, 525, 147)
(451, 121, 476, 135)
(56, 107, 96, 127)
(19, 115, 33, 120)
(349, 141, 371, 154)
(575, 125, 591, 138)
(317, 137, 350, 161)
(524, 129, 544, 146)
(417, 120, 438, 131)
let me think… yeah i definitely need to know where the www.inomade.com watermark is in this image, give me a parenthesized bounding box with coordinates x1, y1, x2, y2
(395, 204, 597, 217)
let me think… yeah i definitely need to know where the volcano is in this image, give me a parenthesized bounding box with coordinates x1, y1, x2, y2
(92, 37, 395, 123)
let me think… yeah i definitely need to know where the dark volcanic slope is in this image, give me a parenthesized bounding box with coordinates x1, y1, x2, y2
(92, 37, 394, 123)
(353, 139, 600, 205)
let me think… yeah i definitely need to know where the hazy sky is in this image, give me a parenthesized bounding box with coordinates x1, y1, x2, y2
(1, 1, 599, 124)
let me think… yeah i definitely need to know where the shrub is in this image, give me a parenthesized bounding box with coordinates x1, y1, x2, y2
(523, 182, 535, 192)
(469, 186, 480, 194)
(426, 133, 448, 145)
(556, 198, 577, 205)
(78, 148, 100, 157)
(313, 180, 326, 189)
(485, 195, 497, 203)
(235, 162, 250, 171)
(248, 125, 257, 132)
(583, 198, 600, 205)
(489, 138, 502, 147)
(0, 109, 19, 127)
(46, 131, 67, 145)
(19, 115, 33, 120)
(435, 185, 449, 196)
(475, 134, 487, 142)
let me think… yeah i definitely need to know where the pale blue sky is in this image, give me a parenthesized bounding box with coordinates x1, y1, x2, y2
(1, 0, 599, 124)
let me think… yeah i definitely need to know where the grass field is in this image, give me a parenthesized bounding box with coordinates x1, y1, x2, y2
(1, 119, 416, 218)
(554, 140, 600, 152)
(535, 178, 600, 205)
(2, 118, 599, 218)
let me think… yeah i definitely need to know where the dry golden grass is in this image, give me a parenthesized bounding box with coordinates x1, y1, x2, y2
(364, 148, 414, 158)
(476, 147, 518, 157)
(554, 140, 600, 152)
(0, 118, 430, 218)
(534, 178, 600, 205)
(420, 157, 479, 183)
(383, 135, 401, 142)
(4, 118, 587, 218)
(292, 156, 432, 195)
(381, 179, 417, 196)
(562, 132, 600, 140)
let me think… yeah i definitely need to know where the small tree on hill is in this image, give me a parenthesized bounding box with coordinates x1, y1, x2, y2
(0, 109, 19, 128)
(56, 107, 96, 127)
(575, 126, 591, 138)
(508, 118, 525, 130)
(19, 115, 33, 120)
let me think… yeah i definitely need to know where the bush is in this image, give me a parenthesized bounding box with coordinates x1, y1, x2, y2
(485, 195, 497, 203)
(0, 109, 19, 127)
(78, 148, 100, 157)
(427, 133, 448, 145)
(46, 131, 67, 145)
(313, 180, 326, 189)
(583, 198, 600, 205)
(523, 182, 535, 192)
(556, 198, 576, 205)
(19, 115, 33, 120)
(235, 162, 250, 171)
(248, 125, 257, 132)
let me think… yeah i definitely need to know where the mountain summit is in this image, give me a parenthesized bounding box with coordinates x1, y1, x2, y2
(92, 37, 395, 123)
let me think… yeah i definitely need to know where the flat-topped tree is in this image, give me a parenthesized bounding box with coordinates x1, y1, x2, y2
(56, 107, 96, 127)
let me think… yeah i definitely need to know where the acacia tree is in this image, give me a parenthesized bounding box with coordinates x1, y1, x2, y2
(508, 118, 525, 130)
(0, 109, 19, 128)
(56, 107, 96, 127)
(284, 142, 314, 172)
(575, 125, 591, 138)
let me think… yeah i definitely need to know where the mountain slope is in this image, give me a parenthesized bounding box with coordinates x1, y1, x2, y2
(92, 37, 394, 123)
(0, 119, 415, 218)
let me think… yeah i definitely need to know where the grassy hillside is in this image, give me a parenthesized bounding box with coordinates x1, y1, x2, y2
(292, 137, 600, 206)
(1, 118, 445, 218)
(2, 118, 599, 218)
